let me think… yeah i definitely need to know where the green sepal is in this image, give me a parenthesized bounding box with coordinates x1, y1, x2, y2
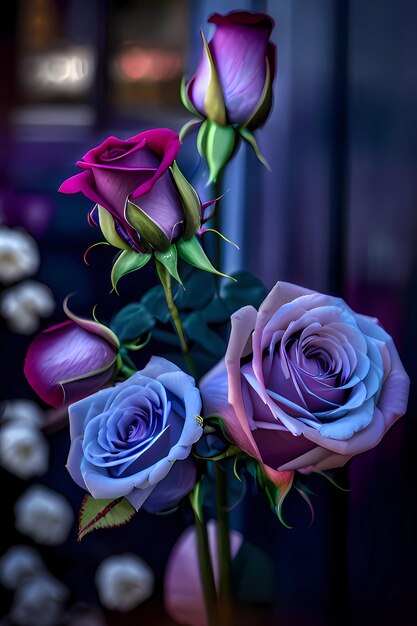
(205, 121, 239, 183)
(203, 228, 239, 250)
(247, 460, 293, 528)
(203, 414, 232, 441)
(170, 161, 201, 239)
(179, 119, 202, 142)
(197, 119, 210, 157)
(111, 249, 152, 294)
(201, 30, 227, 126)
(78, 495, 136, 541)
(180, 75, 204, 119)
(83, 241, 110, 266)
(121, 332, 151, 352)
(126, 200, 170, 251)
(244, 56, 273, 131)
(155, 245, 183, 285)
(312, 469, 350, 492)
(189, 480, 204, 523)
(63, 297, 119, 349)
(176, 235, 236, 282)
(98, 206, 130, 251)
(239, 127, 271, 170)
(193, 444, 241, 462)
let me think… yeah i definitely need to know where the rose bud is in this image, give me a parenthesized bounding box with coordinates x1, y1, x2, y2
(59, 129, 202, 254)
(24, 301, 119, 408)
(182, 11, 276, 181)
(59, 128, 230, 286)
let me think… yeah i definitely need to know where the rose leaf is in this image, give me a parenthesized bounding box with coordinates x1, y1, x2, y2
(110, 302, 155, 344)
(78, 495, 136, 541)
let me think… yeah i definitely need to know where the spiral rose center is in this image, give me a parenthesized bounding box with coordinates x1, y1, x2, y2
(284, 332, 341, 384)
(126, 411, 150, 442)
(101, 147, 127, 160)
(260, 325, 352, 417)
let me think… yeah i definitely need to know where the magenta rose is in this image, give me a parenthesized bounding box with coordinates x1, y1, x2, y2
(185, 11, 276, 127)
(59, 129, 200, 252)
(24, 307, 119, 408)
(201, 282, 409, 487)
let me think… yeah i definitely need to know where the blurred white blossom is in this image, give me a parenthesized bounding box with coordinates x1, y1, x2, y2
(10, 574, 68, 626)
(0, 545, 45, 590)
(1, 399, 45, 426)
(0, 280, 55, 334)
(0, 421, 49, 479)
(95, 554, 154, 612)
(14, 485, 74, 545)
(0, 227, 40, 284)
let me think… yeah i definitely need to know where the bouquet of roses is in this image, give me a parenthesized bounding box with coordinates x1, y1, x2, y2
(23, 11, 409, 626)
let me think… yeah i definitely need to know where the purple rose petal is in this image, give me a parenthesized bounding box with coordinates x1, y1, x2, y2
(201, 281, 410, 478)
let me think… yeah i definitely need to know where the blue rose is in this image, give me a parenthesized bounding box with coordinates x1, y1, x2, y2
(66, 357, 203, 512)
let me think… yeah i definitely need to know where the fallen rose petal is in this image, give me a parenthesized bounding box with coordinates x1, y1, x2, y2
(164, 521, 243, 626)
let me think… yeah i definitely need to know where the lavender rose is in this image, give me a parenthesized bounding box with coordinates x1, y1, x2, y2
(66, 357, 203, 512)
(201, 282, 409, 486)
(185, 11, 276, 127)
(182, 11, 276, 182)
(24, 306, 119, 408)
(59, 129, 201, 252)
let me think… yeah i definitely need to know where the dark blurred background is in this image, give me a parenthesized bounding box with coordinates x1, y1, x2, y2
(1, 1, 416, 625)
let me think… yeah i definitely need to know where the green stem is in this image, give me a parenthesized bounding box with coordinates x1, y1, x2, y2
(119, 364, 136, 378)
(193, 506, 222, 626)
(155, 260, 197, 377)
(212, 173, 224, 274)
(215, 462, 234, 625)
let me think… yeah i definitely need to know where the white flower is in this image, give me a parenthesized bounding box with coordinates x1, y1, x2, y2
(1, 399, 45, 426)
(95, 554, 154, 612)
(0, 227, 40, 284)
(14, 485, 74, 545)
(0, 280, 55, 334)
(0, 422, 49, 479)
(0, 546, 45, 590)
(10, 574, 68, 626)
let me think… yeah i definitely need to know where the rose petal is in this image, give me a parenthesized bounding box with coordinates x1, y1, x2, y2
(164, 521, 243, 626)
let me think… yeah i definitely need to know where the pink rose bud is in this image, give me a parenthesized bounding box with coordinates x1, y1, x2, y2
(59, 128, 202, 253)
(24, 303, 119, 408)
(185, 11, 276, 127)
